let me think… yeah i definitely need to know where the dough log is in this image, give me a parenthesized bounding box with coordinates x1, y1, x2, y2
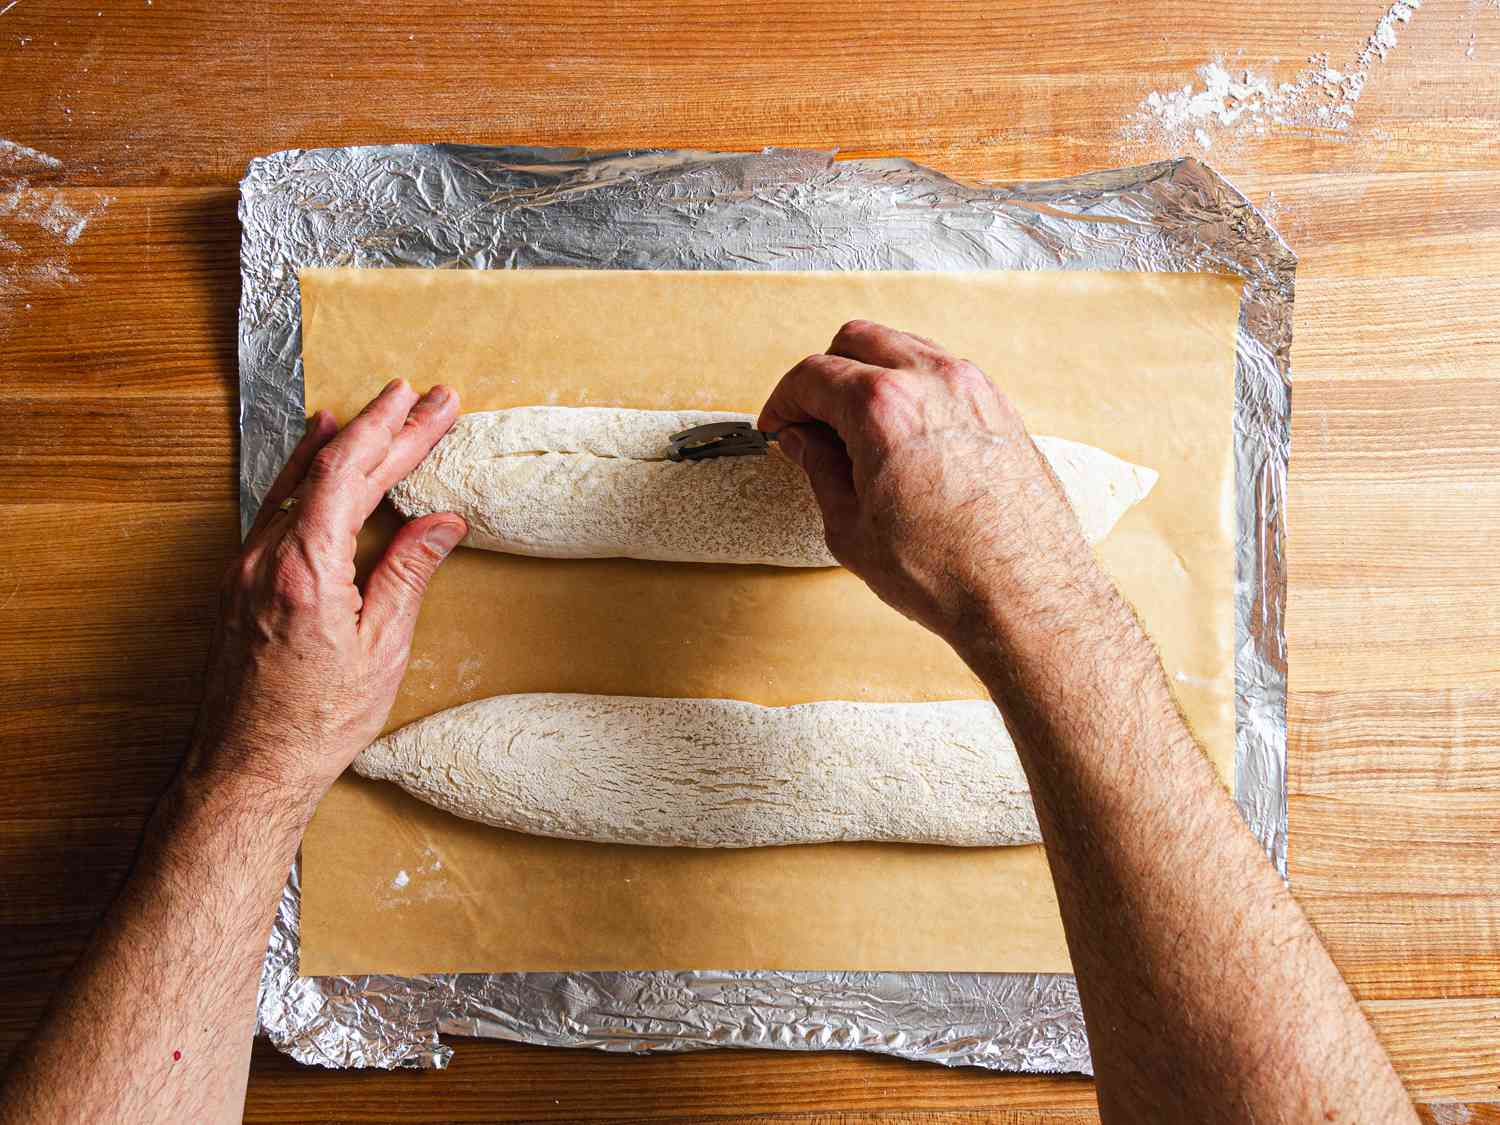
(388, 406, 1158, 566)
(354, 693, 1040, 848)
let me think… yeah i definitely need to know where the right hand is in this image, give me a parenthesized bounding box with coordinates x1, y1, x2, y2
(758, 320, 1106, 649)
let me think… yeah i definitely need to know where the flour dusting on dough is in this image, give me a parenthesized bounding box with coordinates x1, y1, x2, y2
(357, 694, 1043, 848)
(389, 407, 1157, 566)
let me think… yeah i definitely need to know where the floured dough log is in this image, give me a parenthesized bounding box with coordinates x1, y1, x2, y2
(354, 693, 1040, 848)
(388, 407, 1158, 566)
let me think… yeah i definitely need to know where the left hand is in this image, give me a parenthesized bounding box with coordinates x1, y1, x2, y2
(185, 379, 466, 812)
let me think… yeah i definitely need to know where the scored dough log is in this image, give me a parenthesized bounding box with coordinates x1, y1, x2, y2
(388, 406, 1159, 566)
(353, 693, 1040, 848)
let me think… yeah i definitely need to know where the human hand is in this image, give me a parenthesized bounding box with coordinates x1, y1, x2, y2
(186, 380, 466, 813)
(758, 320, 1107, 650)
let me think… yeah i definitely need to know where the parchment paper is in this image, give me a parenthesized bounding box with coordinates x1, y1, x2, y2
(298, 267, 1240, 976)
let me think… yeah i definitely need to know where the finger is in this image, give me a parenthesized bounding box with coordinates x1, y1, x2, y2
(756, 353, 886, 437)
(827, 319, 942, 370)
(777, 423, 859, 557)
(295, 379, 421, 540)
(358, 513, 468, 655)
(248, 411, 338, 539)
(311, 378, 422, 483)
(367, 384, 461, 495)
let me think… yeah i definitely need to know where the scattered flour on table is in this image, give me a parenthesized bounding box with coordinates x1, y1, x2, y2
(0, 139, 62, 172)
(1464, 0, 1500, 57)
(0, 140, 110, 329)
(1120, 1, 1426, 155)
(1258, 190, 1283, 225)
(1427, 1106, 1475, 1125)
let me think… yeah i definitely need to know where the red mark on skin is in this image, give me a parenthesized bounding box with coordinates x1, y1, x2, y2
(172, 1050, 182, 1062)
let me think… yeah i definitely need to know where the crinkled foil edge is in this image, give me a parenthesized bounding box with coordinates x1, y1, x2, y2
(240, 146, 1293, 1073)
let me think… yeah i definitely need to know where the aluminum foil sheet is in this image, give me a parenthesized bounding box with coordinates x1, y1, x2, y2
(240, 146, 1293, 1073)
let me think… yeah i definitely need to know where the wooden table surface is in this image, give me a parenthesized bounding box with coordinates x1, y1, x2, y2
(2, 1, 1498, 1120)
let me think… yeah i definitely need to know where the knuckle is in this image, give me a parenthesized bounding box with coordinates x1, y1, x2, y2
(220, 550, 261, 602)
(853, 369, 886, 399)
(385, 549, 436, 597)
(937, 356, 995, 400)
(236, 553, 260, 589)
(795, 353, 836, 379)
(268, 539, 319, 609)
(310, 443, 352, 479)
(224, 551, 253, 588)
(955, 370, 982, 396)
(859, 371, 906, 414)
(945, 356, 984, 384)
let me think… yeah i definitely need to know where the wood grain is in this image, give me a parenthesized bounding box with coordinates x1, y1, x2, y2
(1234, 172, 1500, 280)
(1, 1, 1497, 185)
(240, 1041, 1101, 1123)
(0, 188, 240, 395)
(2, 0, 1499, 1120)
(1418, 1110, 1500, 1125)
(233, 993, 1500, 1120)
(1289, 379, 1500, 690)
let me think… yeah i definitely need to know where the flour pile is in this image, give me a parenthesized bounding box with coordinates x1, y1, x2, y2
(1121, 1, 1424, 153)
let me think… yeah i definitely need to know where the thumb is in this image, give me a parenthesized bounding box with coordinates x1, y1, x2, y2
(778, 423, 859, 551)
(360, 513, 467, 652)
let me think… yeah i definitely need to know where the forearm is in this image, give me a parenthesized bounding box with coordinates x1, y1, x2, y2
(954, 568, 1415, 1123)
(1, 766, 311, 1125)
(1, 385, 459, 1124)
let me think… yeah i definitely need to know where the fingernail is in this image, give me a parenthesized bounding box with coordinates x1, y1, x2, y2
(384, 377, 407, 395)
(777, 427, 804, 465)
(424, 519, 466, 556)
(425, 385, 453, 405)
